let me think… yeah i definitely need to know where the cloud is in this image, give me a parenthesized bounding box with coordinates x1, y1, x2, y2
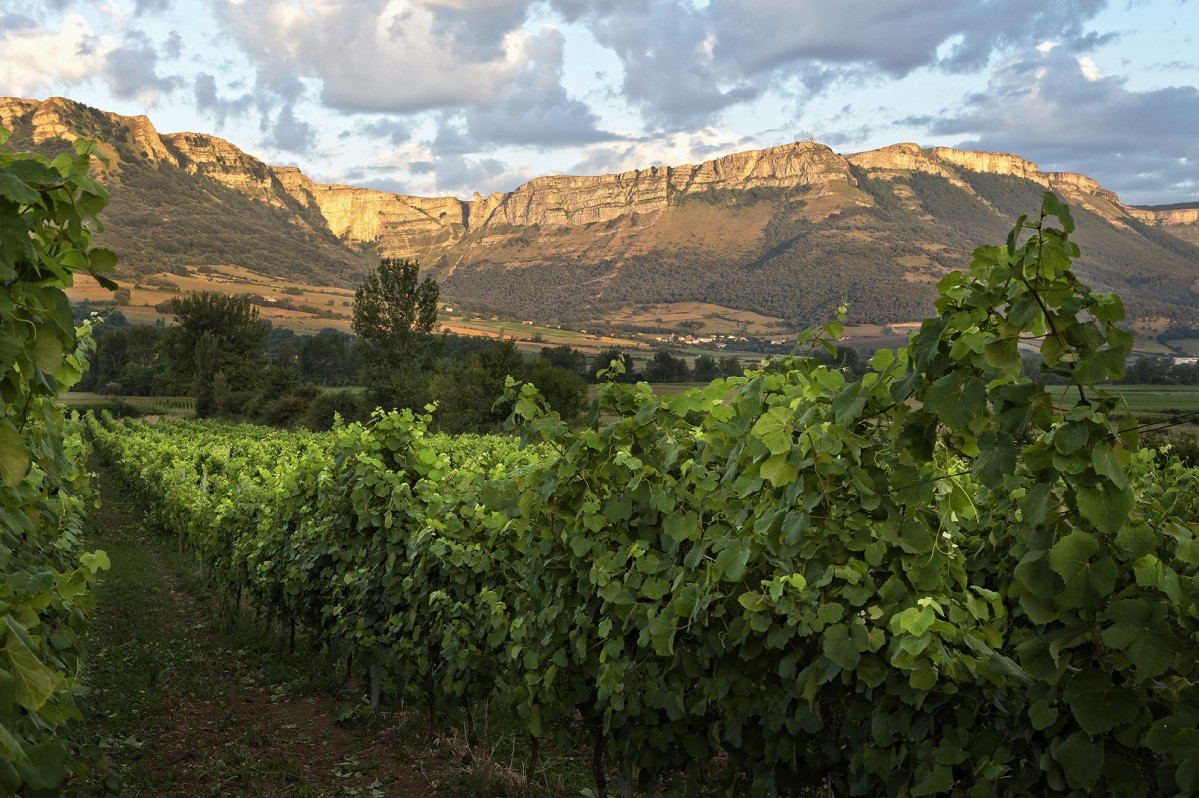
(208, 1, 616, 151)
(453, 27, 617, 148)
(0, 12, 110, 96)
(194, 73, 254, 126)
(262, 100, 314, 152)
(932, 47, 1199, 203)
(103, 30, 181, 100)
(377, 138, 535, 197)
(546, 0, 1113, 128)
(354, 117, 415, 146)
(210, 0, 537, 112)
(134, 0, 174, 14)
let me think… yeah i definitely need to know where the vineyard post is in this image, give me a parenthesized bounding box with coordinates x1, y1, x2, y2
(617, 763, 632, 798)
(370, 661, 382, 712)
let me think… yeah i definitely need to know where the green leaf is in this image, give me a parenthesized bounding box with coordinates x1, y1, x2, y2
(1049, 531, 1118, 609)
(647, 611, 675, 656)
(88, 247, 118, 272)
(831, 381, 866, 424)
(0, 423, 29, 487)
(32, 325, 64, 375)
(663, 510, 698, 542)
(1063, 668, 1139, 735)
(14, 742, 66, 791)
(923, 372, 987, 429)
(1029, 698, 1059, 731)
(821, 623, 861, 670)
(1101, 598, 1173, 677)
(1042, 191, 1076, 234)
(912, 764, 953, 796)
(893, 606, 936, 637)
(1091, 442, 1128, 490)
(760, 452, 798, 487)
(983, 336, 1021, 372)
(4, 628, 56, 711)
(975, 430, 1016, 488)
(713, 539, 751, 582)
(1055, 731, 1103, 789)
(1076, 483, 1134, 535)
(1072, 348, 1125, 385)
(0, 715, 27, 763)
(752, 406, 793, 455)
(0, 171, 40, 205)
(738, 592, 770, 612)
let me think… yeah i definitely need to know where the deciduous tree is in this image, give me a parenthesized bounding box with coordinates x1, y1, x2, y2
(160, 291, 268, 415)
(352, 258, 440, 409)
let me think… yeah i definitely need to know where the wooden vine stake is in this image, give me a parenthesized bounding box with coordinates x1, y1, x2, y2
(370, 662, 382, 712)
(617, 761, 632, 798)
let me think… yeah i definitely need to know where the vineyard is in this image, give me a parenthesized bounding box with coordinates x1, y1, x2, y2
(2, 115, 1197, 796)
(82, 196, 1199, 796)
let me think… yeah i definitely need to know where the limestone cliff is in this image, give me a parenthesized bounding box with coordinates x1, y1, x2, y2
(1128, 206, 1199, 225)
(4, 95, 1197, 323)
(5, 95, 1191, 255)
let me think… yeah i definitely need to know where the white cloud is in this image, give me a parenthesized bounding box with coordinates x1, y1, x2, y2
(210, 0, 540, 112)
(1078, 56, 1101, 81)
(0, 14, 112, 96)
(932, 46, 1199, 203)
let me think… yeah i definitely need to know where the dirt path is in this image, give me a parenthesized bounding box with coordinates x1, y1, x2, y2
(84, 462, 459, 797)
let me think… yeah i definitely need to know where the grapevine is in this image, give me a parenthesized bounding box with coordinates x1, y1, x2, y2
(1, 129, 115, 794)
(88, 193, 1199, 797)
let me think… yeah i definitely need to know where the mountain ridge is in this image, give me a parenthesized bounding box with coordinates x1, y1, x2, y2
(4, 95, 1198, 330)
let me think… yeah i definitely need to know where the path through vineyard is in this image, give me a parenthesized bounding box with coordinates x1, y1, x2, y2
(85, 461, 449, 797)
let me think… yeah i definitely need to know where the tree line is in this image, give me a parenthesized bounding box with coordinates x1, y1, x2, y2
(77, 258, 766, 433)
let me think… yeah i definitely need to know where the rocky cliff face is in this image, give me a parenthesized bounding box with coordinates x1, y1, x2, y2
(3, 94, 1195, 271)
(1127, 206, 1199, 225)
(309, 138, 1188, 262)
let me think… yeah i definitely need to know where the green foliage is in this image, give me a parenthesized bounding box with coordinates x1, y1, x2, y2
(89, 194, 1199, 796)
(692, 354, 718, 382)
(160, 291, 268, 416)
(352, 258, 440, 410)
(1, 129, 113, 793)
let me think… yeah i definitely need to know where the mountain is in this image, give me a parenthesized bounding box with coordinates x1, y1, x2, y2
(0, 97, 370, 287)
(4, 96, 1198, 331)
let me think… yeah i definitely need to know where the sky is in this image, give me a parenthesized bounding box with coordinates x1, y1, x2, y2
(1, 0, 1197, 206)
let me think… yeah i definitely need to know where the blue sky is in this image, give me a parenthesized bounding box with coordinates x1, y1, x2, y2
(2, 0, 1196, 205)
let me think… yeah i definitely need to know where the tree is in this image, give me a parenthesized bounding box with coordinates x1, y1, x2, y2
(646, 350, 690, 383)
(692, 354, 718, 383)
(352, 258, 440, 409)
(298, 328, 361, 386)
(526, 362, 588, 421)
(540, 344, 588, 376)
(589, 348, 638, 383)
(159, 291, 268, 415)
(429, 340, 523, 433)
